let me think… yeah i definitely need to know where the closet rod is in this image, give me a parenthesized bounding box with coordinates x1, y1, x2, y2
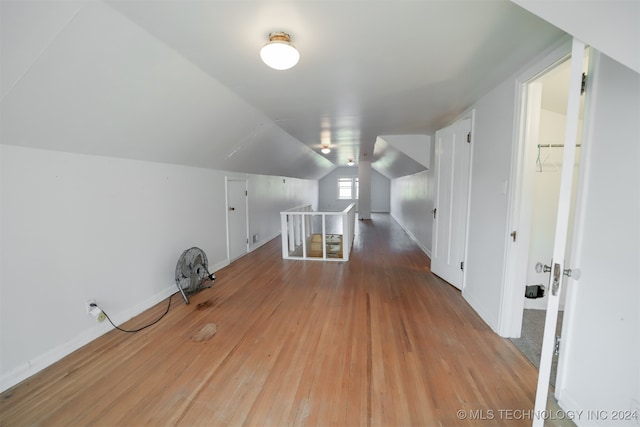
(537, 144, 582, 148)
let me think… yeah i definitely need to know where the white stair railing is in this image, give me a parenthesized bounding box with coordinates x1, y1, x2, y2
(280, 203, 356, 261)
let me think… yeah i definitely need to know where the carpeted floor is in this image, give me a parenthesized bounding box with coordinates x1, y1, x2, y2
(510, 309, 564, 386)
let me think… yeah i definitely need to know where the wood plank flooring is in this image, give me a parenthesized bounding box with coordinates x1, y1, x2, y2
(2, 214, 549, 426)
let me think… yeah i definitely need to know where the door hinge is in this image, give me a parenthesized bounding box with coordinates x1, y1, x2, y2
(246, 238, 249, 244)
(581, 73, 587, 95)
(510, 231, 517, 242)
(432, 208, 437, 219)
(467, 132, 471, 143)
(554, 335, 561, 356)
(245, 190, 248, 196)
(460, 261, 464, 271)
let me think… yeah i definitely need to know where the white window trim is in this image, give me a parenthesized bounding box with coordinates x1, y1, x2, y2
(337, 176, 359, 200)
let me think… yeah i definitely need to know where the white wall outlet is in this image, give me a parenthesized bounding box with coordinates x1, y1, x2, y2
(86, 299, 96, 314)
(88, 304, 105, 323)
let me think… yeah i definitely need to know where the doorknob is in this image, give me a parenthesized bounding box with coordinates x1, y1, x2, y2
(535, 262, 551, 273)
(229, 207, 235, 211)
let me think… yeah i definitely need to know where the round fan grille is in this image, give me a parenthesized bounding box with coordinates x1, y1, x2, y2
(175, 247, 210, 293)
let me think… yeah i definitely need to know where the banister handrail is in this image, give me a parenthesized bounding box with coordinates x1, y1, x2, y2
(282, 204, 313, 213)
(342, 203, 356, 213)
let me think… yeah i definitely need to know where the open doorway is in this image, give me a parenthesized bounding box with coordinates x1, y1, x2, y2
(509, 52, 588, 386)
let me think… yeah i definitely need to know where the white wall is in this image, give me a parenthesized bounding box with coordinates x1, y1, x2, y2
(556, 52, 639, 426)
(0, 145, 317, 391)
(248, 175, 318, 250)
(318, 166, 390, 213)
(389, 170, 434, 257)
(462, 77, 517, 331)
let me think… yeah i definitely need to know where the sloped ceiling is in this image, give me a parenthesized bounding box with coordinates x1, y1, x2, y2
(1, 0, 566, 180)
(374, 135, 431, 179)
(512, 0, 640, 74)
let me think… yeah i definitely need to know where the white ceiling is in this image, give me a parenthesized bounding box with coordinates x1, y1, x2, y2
(512, 0, 640, 75)
(1, 0, 566, 180)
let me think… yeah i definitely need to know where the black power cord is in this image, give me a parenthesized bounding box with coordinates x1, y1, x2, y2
(90, 291, 179, 333)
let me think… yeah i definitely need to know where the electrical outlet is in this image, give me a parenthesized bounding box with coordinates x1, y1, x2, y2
(88, 304, 106, 323)
(86, 300, 106, 322)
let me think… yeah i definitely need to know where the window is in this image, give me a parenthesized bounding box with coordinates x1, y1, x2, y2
(337, 177, 359, 200)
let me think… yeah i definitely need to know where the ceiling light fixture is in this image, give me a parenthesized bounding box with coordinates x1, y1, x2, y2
(260, 32, 300, 70)
(347, 159, 354, 166)
(321, 145, 331, 154)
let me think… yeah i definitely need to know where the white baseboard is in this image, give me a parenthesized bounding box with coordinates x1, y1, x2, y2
(209, 258, 230, 274)
(389, 213, 431, 258)
(0, 284, 176, 393)
(461, 290, 499, 335)
(249, 232, 280, 253)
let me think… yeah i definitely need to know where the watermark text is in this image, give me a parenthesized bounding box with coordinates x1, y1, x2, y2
(456, 408, 639, 422)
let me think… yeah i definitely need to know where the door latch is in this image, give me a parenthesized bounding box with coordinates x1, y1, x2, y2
(552, 263, 561, 296)
(535, 261, 561, 295)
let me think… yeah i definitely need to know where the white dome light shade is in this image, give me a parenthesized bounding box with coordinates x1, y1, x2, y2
(321, 147, 331, 154)
(260, 32, 300, 70)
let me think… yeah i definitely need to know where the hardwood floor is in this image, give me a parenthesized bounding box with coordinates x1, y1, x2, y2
(2, 214, 550, 426)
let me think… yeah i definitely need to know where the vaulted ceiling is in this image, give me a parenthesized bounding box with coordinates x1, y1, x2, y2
(1, 0, 566, 180)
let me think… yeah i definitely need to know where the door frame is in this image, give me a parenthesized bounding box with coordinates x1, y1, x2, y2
(500, 37, 574, 338)
(462, 110, 476, 292)
(225, 177, 249, 262)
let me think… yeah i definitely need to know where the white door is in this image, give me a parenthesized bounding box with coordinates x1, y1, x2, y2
(226, 178, 248, 262)
(532, 39, 586, 426)
(431, 117, 472, 289)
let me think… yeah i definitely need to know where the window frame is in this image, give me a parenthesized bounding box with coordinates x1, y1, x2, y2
(337, 176, 359, 200)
